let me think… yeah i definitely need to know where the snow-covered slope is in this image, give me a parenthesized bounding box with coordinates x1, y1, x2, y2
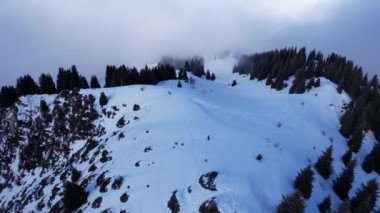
(0, 56, 378, 212)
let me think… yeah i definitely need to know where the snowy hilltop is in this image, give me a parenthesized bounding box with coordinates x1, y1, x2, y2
(0, 49, 379, 212)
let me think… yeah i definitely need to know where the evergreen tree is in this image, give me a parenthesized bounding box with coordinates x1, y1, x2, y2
(63, 182, 88, 212)
(317, 196, 331, 213)
(56, 67, 70, 92)
(350, 179, 378, 212)
(39, 73, 56, 94)
(333, 159, 356, 200)
(178, 69, 184, 80)
(373, 143, 380, 175)
(206, 70, 211, 80)
(371, 75, 378, 89)
(70, 65, 80, 89)
(305, 63, 315, 79)
(341, 150, 352, 167)
(79, 76, 89, 89)
(266, 78, 274, 86)
(183, 70, 189, 81)
(105, 65, 116, 87)
(314, 63, 324, 78)
(167, 190, 180, 213)
(293, 166, 314, 199)
(314, 146, 333, 179)
(211, 73, 216, 81)
(185, 61, 190, 71)
(177, 80, 182, 88)
(294, 71, 306, 94)
(362, 144, 380, 174)
(289, 69, 306, 94)
(99, 92, 108, 107)
(276, 191, 305, 213)
(273, 76, 284, 91)
(337, 78, 345, 94)
(362, 150, 374, 174)
(90, 76, 101, 88)
(16, 74, 39, 96)
(367, 101, 380, 141)
(231, 80, 237, 87)
(40, 99, 49, 114)
(347, 125, 364, 153)
(339, 109, 358, 138)
(337, 200, 351, 213)
(305, 78, 315, 91)
(314, 78, 321, 87)
(306, 49, 316, 67)
(0, 86, 17, 108)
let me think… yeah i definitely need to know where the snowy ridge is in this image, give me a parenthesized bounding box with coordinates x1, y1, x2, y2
(0, 56, 379, 212)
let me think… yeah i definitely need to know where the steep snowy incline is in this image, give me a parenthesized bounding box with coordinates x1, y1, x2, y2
(0, 56, 378, 212)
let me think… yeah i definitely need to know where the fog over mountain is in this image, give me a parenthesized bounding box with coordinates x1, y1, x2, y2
(0, 0, 379, 86)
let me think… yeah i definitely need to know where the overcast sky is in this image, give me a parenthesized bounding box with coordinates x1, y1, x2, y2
(0, 0, 379, 87)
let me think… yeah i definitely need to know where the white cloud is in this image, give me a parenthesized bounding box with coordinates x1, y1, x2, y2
(5, 0, 377, 86)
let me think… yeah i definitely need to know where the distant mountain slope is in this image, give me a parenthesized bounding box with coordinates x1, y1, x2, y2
(0, 56, 378, 212)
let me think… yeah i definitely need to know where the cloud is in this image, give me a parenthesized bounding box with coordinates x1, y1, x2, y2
(2, 0, 378, 87)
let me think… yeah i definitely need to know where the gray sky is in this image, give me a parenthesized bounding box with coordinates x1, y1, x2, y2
(0, 0, 379, 87)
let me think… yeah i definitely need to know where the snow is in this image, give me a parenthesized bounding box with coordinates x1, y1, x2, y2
(4, 56, 379, 212)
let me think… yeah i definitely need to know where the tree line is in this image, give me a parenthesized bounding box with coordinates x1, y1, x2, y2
(104, 64, 177, 87)
(0, 66, 102, 108)
(0, 59, 213, 108)
(233, 47, 380, 143)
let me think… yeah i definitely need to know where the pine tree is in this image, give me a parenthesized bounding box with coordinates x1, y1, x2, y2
(306, 78, 315, 91)
(371, 75, 378, 89)
(266, 77, 274, 86)
(362, 144, 380, 174)
(211, 73, 216, 81)
(63, 182, 88, 212)
(183, 70, 189, 81)
(305, 63, 315, 79)
(295, 79, 306, 94)
(231, 80, 237, 87)
(276, 191, 305, 213)
(350, 179, 378, 212)
(314, 78, 321, 87)
(177, 80, 182, 88)
(167, 190, 180, 213)
(178, 69, 184, 80)
(99, 92, 108, 107)
(347, 125, 364, 153)
(40, 100, 49, 114)
(293, 166, 314, 199)
(362, 151, 374, 173)
(39, 73, 56, 94)
(0, 86, 17, 108)
(341, 150, 352, 167)
(105, 65, 115, 87)
(317, 196, 331, 213)
(314, 63, 324, 78)
(333, 159, 356, 200)
(70, 65, 80, 89)
(56, 67, 70, 92)
(206, 70, 211, 80)
(315, 146, 333, 179)
(90, 76, 101, 88)
(339, 109, 358, 138)
(79, 76, 89, 89)
(16, 74, 39, 96)
(273, 76, 284, 91)
(337, 200, 351, 213)
(373, 144, 380, 175)
(290, 69, 306, 94)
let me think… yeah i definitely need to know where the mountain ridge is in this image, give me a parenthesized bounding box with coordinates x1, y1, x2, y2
(0, 54, 379, 212)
